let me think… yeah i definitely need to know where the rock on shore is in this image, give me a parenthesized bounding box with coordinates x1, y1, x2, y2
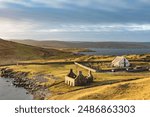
(0, 68, 50, 100)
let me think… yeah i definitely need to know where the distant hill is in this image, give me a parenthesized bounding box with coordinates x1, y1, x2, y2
(12, 39, 150, 49)
(0, 39, 69, 65)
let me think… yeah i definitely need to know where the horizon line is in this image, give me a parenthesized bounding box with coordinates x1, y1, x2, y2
(4, 38, 150, 43)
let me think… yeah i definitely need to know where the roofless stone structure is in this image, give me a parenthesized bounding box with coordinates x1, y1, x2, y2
(65, 69, 93, 86)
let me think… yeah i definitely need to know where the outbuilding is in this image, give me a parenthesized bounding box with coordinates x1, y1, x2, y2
(111, 56, 130, 68)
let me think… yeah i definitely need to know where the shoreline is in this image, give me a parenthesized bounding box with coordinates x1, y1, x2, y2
(0, 68, 49, 100)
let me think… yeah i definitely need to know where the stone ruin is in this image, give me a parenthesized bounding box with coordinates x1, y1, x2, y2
(65, 69, 93, 86)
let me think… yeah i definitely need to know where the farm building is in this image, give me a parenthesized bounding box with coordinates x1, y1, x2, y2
(65, 69, 93, 86)
(111, 56, 130, 68)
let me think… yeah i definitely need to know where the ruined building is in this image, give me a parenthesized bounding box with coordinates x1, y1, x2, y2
(65, 69, 93, 86)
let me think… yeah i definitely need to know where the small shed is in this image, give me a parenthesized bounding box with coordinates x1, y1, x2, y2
(65, 69, 93, 86)
(111, 56, 130, 68)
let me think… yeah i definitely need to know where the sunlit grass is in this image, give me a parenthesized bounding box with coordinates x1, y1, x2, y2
(1, 53, 149, 100)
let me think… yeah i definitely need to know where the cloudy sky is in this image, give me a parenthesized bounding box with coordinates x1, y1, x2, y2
(0, 0, 150, 41)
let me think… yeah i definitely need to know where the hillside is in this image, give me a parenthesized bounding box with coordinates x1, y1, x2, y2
(12, 39, 150, 49)
(49, 77, 150, 100)
(0, 39, 70, 65)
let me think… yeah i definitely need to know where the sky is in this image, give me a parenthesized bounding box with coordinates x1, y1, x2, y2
(0, 0, 150, 42)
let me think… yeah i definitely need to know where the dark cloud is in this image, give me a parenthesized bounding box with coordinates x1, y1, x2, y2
(0, 0, 150, 41)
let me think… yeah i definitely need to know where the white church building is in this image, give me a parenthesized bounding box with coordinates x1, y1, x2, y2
(111, 56, 130, 68)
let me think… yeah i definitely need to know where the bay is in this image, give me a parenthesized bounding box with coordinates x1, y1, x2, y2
(80, 48, 150, 56)
(0, 78, 33, 100)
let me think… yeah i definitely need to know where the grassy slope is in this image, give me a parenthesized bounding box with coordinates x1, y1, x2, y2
(1, 39, 150, 100)
(49, 76, 150, 100)
(6, 64, 150, 100)
(0, 39, 71, 65)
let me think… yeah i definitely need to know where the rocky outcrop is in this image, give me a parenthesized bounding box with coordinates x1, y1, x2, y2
(0, 68, 50, 100)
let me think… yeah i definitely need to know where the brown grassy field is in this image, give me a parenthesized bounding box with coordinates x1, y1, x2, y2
(0, 39, 150, 100)
(0, 39, 73, 65)
(5, 62, 150, 100)
(49, 76, 150, 100)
